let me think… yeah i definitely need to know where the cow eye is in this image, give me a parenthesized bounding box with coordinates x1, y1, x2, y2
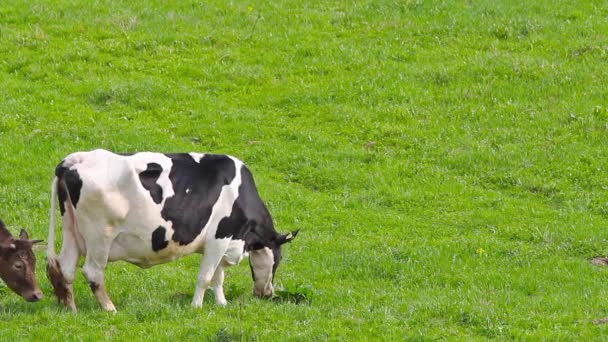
(13, 263, 24, 271)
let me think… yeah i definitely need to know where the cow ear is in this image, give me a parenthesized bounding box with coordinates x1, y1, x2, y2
(19, 229, 29, 241)
(276, 230, 299, 246)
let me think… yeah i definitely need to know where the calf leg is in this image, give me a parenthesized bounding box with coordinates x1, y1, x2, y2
(192, 239, 230, 308)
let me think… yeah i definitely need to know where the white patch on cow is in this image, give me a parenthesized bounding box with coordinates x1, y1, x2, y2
(223, 239, 246, 266)
(189, 153, 205, 163)
(250, 247, 274, 297)
(88, 151, 180, 265)
(128, 152, 175, 208)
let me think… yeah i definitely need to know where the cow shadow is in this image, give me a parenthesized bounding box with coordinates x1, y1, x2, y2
(169, 283, 248, 307)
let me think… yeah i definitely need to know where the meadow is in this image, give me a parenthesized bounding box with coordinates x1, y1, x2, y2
(1, 0, 608, 340)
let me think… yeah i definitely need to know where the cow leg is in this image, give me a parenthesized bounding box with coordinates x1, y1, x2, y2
(192, 239, 230, 308)
(56, 233, 80, 312)
(211, 266, 227, 306)
(82, 252, 116, 312)
(48, 214, 81, 312)
(81, 231, 116, 312)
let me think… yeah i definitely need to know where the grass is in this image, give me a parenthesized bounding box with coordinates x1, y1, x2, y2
(1, 0, 608, 339)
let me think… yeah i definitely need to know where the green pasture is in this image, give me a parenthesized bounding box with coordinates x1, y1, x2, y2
(1, 0, 608, 340)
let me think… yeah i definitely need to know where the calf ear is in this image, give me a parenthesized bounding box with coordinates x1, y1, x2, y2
(276, 230, 299, 246)
(31, 239, 45, 251)
(19, 230, 43, 245)
(0, 224, 16, 250)
(0, 220, 14, 246)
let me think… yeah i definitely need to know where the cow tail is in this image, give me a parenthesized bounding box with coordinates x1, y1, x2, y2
(47, 177, 58, 260)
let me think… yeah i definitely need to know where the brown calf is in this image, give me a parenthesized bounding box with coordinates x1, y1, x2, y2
(0, 219, 43, 302)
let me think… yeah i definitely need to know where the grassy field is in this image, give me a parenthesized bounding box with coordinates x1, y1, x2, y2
(1, 0, 608, 340)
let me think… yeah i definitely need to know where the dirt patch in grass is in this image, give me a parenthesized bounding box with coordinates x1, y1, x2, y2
(590, 257, 608, 266)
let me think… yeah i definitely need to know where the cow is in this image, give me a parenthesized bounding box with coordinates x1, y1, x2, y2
(46, 149, 298, 312)
(0, 219, 43, 302)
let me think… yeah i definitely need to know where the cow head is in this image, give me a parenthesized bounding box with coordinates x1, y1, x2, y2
(248, 229, 299, 298)
(0, 220, 43, 302)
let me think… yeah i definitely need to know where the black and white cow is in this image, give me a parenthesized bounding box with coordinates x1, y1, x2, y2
(47, 149, 298, 312)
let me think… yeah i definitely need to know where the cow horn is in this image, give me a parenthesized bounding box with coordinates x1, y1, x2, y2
(277, 229, 299, 245)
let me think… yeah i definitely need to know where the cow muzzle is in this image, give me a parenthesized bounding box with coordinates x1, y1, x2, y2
(24, 289, 43, 302)
(254, 284, 274, 298)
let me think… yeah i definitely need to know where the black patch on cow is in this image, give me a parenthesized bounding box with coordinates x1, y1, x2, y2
(139, 163, 163, 204)
(88, 281, 99, 292)
(160, 154, 236, 246)
(249, 258, 256, 281)
(55, 162, 83, 216)
(151, 226, 169, 252)
(215, 196, 248, 240)
(229, 166, 277, 251)
(216, 167, 272, 242)
(272, 247, 282, 280)
(56, 182, 67, 216)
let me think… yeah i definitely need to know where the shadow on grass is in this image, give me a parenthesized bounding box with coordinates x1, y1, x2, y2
(168, 283, 313, 307)
(271, 284, 314, 305)
(168, 283, 249, 306)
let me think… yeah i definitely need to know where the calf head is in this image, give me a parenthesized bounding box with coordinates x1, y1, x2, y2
(248, 229, 299, 298)
(0, 220, 43, 302)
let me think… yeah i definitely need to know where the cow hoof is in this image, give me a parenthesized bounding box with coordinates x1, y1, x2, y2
(102, 303, 117, 313)
(216, 299, 227, 307)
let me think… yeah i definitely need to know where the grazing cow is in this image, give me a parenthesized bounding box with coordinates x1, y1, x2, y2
(47, 149, 298, 312)
(0, 219, 43, 302)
